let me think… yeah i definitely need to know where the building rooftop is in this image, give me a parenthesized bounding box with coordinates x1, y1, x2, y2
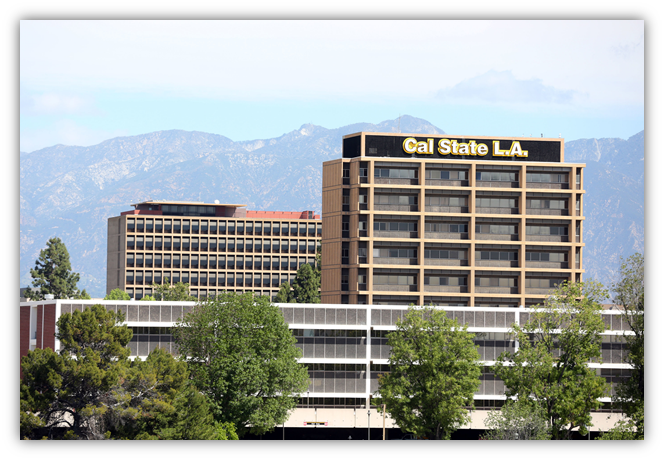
(131, 200, 246, 208)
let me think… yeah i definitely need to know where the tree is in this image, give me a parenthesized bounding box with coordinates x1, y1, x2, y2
(274, 281, 293, 303)
(104, 288, 131, 300)
(140, 295, 156, 301)
(172, 292, 309, 437)
(25, 237, 83, 300)
(151, 278, 197, 301)
(375, 306, 482, 440)
(20, 304, 132, 439)
(291, 262, 320, 303)
(492, 281, 609, 440)
(600, 253, 644, 440)
(482, 399, 550, 440)
(103, 348, 233, 440)
(20, 305, 230, 440)
(76, 289, 91, 300)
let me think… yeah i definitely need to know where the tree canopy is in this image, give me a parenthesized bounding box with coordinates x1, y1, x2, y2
(375, 306, 481, 440)
(172, 292, 309, 436)
(104, 288, 131, 300)
(20, 304, 132, 439)
(492, 281, 609, 440)
(273, 262, 321, 304)
(151, 278, 197, 301)
(20, 304, 233, 440)
(25, 237, 86, 300)
(482, 399, 550, 440)
(291, 263, 320, 303)
(600, 253, 644, 440)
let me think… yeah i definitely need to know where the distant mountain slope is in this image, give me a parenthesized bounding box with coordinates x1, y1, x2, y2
(564, 131, 644, 287)
(19, 118, 643, 298)
(20, 116, 444, 296)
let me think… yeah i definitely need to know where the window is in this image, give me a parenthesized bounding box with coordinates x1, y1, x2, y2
(374, 168, 416, 179)
(424, 250, 466, 260)
(424, 223, 468, 233)
(373, 248, 417, 258)
(475, 224, 518, 235)
(476, 198, 518, 208)
(526, 226, 568, 236)
(373, 275, 416, 285)
(527, 199, 567, 209)
(475, 278, 517, 287)
(424, 276, 467, 286)
(526, 252, 567, 262)
(475, 251, 518, 261)
(476, 171, 518, 181)
(526, 173, 568, 183)
(374, 195, 418, 205)
(425, 196, 467, 206)
(425, 170, 467, 180)
(525, 278, 565, 289)
(374, 222, 417, 232)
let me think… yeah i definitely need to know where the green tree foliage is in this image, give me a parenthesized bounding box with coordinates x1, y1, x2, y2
(599, 253, 644, 440)
(482, 399, 550, 440)
(492, 281, 609, 440)
(20, 305, 230, 440)
(291, 263, 321, 303)
(104, 288, 131, 300)
(140, 295, 156, 301)
(104, 348, 230, 440)
(25, 237, 83, 300)
(75, 289, 91, 299)
(375, 306, 482, 440)
(274, 281, 294, 303)
(151, 278, 197, 301)
(172, 292, 309, 437)
(20, 305, 132, 439)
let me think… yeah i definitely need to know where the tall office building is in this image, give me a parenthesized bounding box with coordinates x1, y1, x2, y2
(107, 201, 321, 300)
(321, 132, 585, 307)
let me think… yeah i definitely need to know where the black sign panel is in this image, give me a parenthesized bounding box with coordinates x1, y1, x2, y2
(360, 135, 561, 163)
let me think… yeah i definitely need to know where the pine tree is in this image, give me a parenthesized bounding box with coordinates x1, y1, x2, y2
(291, 262, 320, 303)
(274, 282, 293, 303)
(26, 237, 82, 300)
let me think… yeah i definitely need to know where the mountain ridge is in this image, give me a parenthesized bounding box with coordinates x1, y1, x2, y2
(19, 116, 643, 297)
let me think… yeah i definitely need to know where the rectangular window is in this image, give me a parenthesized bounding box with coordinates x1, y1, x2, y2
(476, 171, 518, 181)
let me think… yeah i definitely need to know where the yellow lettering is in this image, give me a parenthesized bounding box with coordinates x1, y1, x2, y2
(509, 141, 528, 157)
(470, 141, 478, 155)
(416, 141, 429, 153)
(493, 140, 508, 156)
(403, 138, 418, 154)
(438, 139, 451, 154)
(477, 143, 488, 156)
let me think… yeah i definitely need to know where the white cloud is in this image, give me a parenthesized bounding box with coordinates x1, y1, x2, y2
(20, 90, 96, 116)
(436, 70, 582, 106)
(20, 119, 127, 153)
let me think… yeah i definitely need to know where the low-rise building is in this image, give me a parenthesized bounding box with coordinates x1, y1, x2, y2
(20, 299, 630, 437)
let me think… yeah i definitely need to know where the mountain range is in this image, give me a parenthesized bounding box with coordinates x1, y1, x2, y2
(19, 116, 644, 298)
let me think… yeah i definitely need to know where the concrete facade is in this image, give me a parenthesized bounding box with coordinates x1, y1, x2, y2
(19, 299, 631, 434)
(321, 132, 585, 308)
(107, 200, 321, 300)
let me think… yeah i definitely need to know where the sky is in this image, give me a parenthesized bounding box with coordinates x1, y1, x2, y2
(19, 19, 644, 152)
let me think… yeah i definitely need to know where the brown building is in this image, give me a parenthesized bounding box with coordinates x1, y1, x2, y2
(321, 132, 585, 307)
(107, 201, 321, 300)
